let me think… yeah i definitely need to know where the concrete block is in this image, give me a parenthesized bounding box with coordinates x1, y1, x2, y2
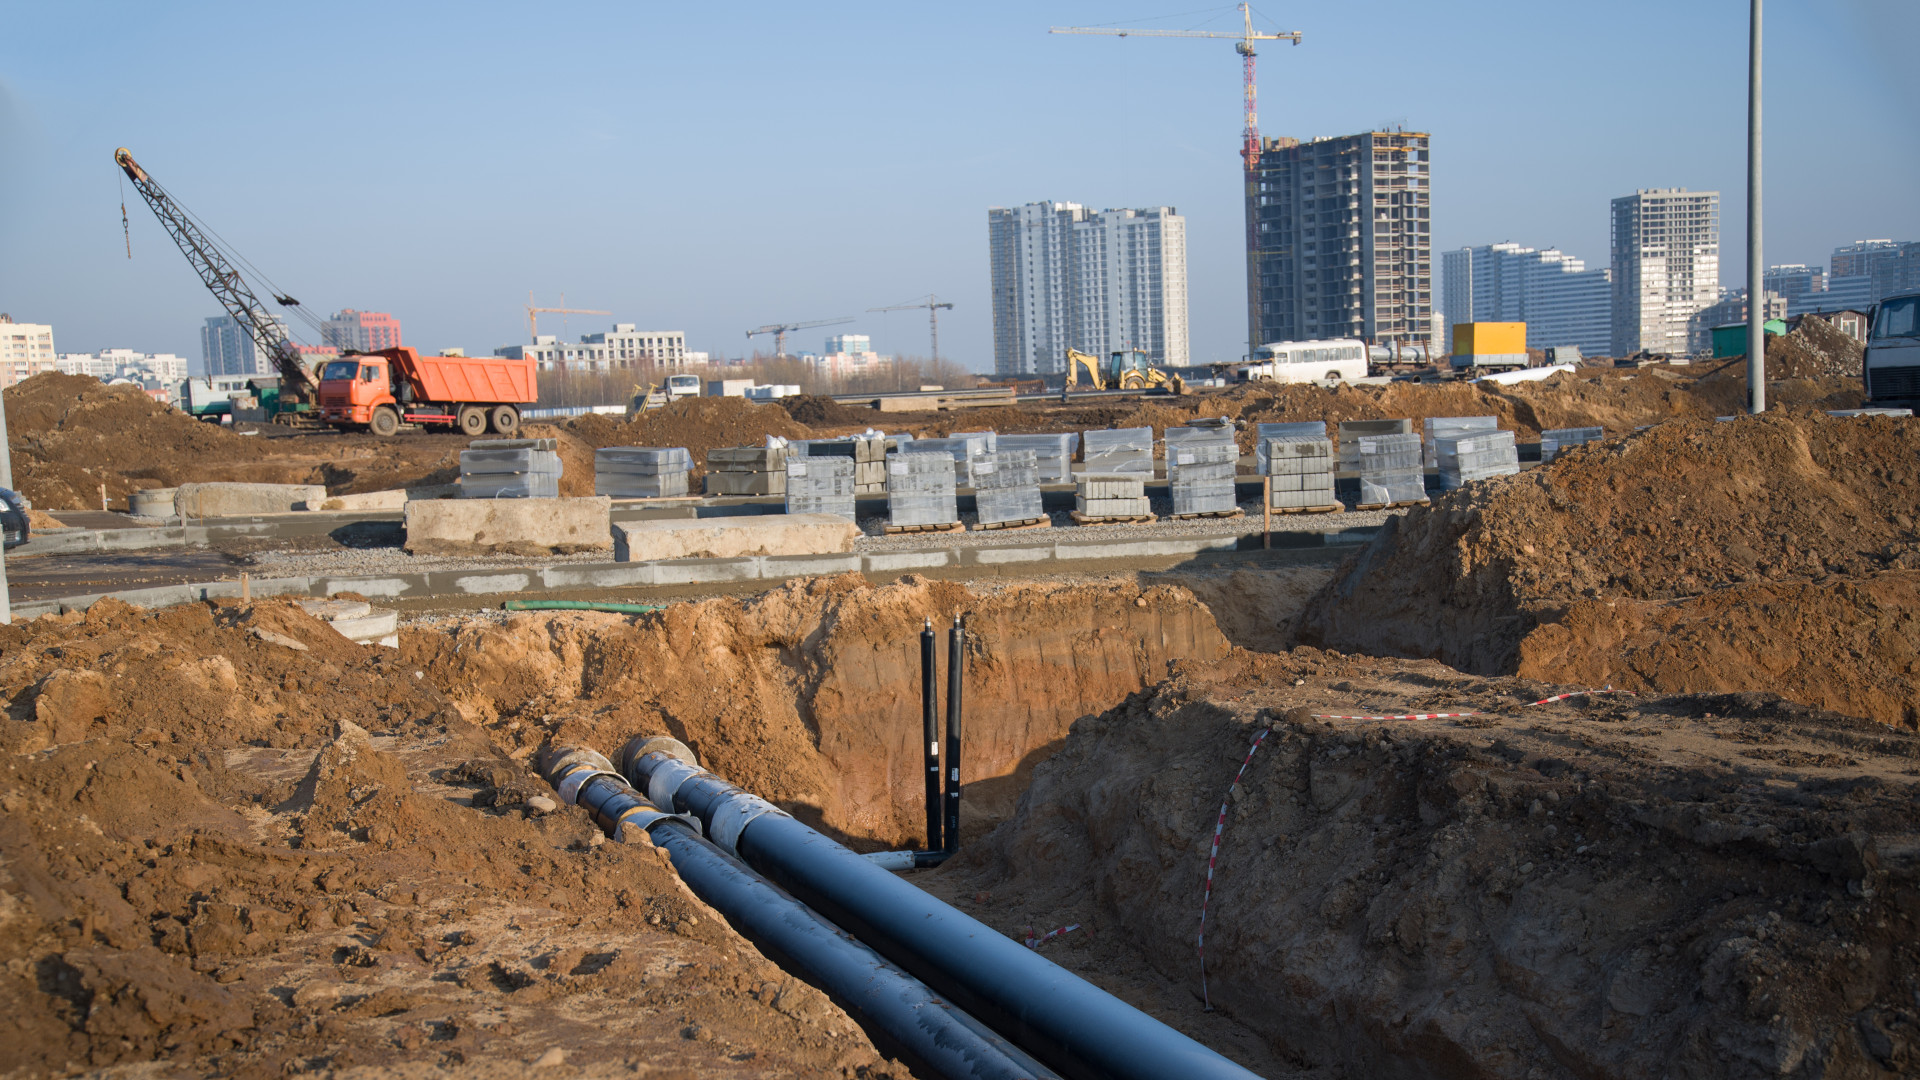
(175, 482, 328, 518)
(304, 489, 408, 512)
(404, 496, 613, 556)
(704, 471, 786, 496)
(616, 514, 859, 563)
(862, 550, 957, 573)
(129, 488, 177, 517)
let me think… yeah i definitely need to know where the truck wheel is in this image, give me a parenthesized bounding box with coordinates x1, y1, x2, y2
(489, 405, 520, 436)
(370, 406, 400, 437)
(457, 405, 488, 437)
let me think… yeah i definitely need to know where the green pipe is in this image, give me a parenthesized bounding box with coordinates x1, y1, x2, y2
(500, 600, 665, 614)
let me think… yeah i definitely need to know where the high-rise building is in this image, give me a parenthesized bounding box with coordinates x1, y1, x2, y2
(1829, 239, 1920, 306)
(0, 315, 57, 388)
(1687, 289, 1786, 354)
(321, 309, 403, 352)
(825, 334, 871, 355)
(1610, 188, 1720, 357)
(1764, 265, 1826, 310)
(1245, 130, 1432, 352)
(1442, 243, 1613, 355)
(494, 324, 687, 370)
(201, 314, 288, 378)
(987, 202, 1188, 376)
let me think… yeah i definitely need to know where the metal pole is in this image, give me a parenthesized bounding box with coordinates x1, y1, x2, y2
(1746, 0, 1765, 414)
(943, 614, 965, 854)
(0, 383, 12, 625)
(921, 618, 941, 851)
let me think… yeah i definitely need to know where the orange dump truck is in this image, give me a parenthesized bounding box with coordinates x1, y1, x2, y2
(317, 348, 537, 436)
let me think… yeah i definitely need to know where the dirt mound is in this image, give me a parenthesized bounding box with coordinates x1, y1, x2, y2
(564, 396, 814, 478)
(517, 422, 597, 497)
(948, 649, 1920, 1079)
(1299, 411, 1920, 724)
(778, 393, 877, 427)
(0, 595, 909, 1077)
(404, 574, 1229, 844)
(1769, 315, 1866, 379)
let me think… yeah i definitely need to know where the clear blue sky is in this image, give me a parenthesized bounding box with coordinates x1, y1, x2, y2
(3, 1, 1915, 369)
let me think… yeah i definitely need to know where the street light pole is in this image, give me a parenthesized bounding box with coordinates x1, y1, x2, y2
(1747, 0, 1766, 414)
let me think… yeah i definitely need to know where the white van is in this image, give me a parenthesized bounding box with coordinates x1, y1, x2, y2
(1241, 339, 1369, 385)
(1865, 291, 1920, 408)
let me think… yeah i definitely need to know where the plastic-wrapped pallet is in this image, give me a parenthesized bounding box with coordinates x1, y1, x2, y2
(1081, 427, 1153, 476)
(704, 445, 786, 496)
(785, 457, 857, 520)
(1338, 419, 1413, 471)
(996, 433, 1077, 484)
(1422, 416, 1498, 467)
(885, 452, 959, 528)
(1164, 425, 1238, 516)
(594, 446, 690, 498)
(1436, 429, 1519, 490)
(1356, 433, 1426, 506)
(1253, 422, 1326, 473)
(910, 434, 992, 485)
(971, 449, 1043, 526)
(1075, 474, 1150, 519)
(1540, 426, 1603, 463)
(461, 445, 561, 499)
(1263, 437, 1337, 510)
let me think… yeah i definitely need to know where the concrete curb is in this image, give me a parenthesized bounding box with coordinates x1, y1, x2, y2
(15, 526, 1378, 618)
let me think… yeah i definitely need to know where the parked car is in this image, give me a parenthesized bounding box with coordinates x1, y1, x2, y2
(0, 488, 30, 550)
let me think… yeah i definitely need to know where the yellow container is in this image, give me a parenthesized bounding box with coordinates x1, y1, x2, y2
(1451, 322, 1527, 357)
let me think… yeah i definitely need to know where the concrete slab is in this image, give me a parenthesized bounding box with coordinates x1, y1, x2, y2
(175, 483, 328, 518)
(404, 496, 613, 556)
(616, 513, 859, 563)
(862, 550, 957, 573)
(303, 487, 454, 511)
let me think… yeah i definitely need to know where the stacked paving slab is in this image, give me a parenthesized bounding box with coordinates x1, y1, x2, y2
(1081, 427, 1153, 476)
(1423, 416, 1498, 468)
(704, 445, 787, 496)
(785, 456, 857, 520)
(1356, 433, 1427, 506)
(1076, 474, 1150, 519)
(910, 432, 992, 486)
(1165, 423, 1239, 516)
(885, 451, 960, 528)
(1256, 422, 1337, 511)
(793, 435, 897, 495)
(461, 439, 561, 499)
(1337, 419, 1413, 472)
(594, 447, 691, 498)
(996, 433, 1077, 485)
(971, 449, 1043, 526)
(1540, 427, 1604, 463)
(1436, 429, 1519, 489)
(298, 598, 399, 648)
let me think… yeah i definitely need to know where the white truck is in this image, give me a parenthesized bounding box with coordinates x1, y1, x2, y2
(1864, 290, 1920, 408)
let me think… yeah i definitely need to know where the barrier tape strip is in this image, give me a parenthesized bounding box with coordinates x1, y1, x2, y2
(1023, 923, 1084, 950)
(1197, 686, 1632, 1007)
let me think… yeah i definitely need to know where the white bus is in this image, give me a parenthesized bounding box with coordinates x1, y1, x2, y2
(1239, 339, 1369, 385)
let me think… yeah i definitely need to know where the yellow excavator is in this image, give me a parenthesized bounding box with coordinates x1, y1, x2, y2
(1063, 348, 1186, 394)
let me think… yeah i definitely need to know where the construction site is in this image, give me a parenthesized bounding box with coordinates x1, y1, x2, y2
(3, 304, 1918, 1079)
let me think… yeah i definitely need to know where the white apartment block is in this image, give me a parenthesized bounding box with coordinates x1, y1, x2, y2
(0, 316, 56, 388)
(496, 323, 688, 371)
(55, 349, 191, 387)
(1444, 243, 1612, 355)
(1610, 188, 1720, 357)
(987, 202, 1189, 376)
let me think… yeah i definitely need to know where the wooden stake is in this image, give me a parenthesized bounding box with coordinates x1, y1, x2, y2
(240, 572, 250, 602)
(100, 483, 108, 512)
(1262, 477, 1271, 549)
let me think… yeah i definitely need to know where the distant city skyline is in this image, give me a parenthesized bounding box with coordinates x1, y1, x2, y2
(4, 3, 1917, 367)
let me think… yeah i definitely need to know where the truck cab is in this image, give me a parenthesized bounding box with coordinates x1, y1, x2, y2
(665, 373, 701, 399)
(1865, 291, 1920, 408)
(319, 357, 396, 427)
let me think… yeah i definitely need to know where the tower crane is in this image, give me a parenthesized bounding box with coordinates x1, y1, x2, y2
(1050, 3, 1301, 170)
(868, 295, 955, 362)
(114, 147, 319, 409)
(746, 316, 854, 361)
(525, 293, 610, 343)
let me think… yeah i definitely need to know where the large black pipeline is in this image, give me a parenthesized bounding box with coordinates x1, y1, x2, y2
(620, 740, 1265, 1080)
(944, 614, 965, 854)
(541, 748, 1059, 1080)
(922, 617, 942, 851)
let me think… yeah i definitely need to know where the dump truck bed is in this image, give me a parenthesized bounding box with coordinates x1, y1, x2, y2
(394, 350, 536, 404)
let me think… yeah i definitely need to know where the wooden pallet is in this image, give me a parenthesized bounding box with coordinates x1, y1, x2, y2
(1069, 510, 1157, 526)
(1168, 507, 1245, 522)
(882, 520, 966, 536)
(970, 516, 1051, 532)
(1267, 503, 1344, 515)
(1352, 498, 1430, 511)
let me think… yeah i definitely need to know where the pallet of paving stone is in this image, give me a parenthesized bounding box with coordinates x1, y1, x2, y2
(1168, 507, 1245, 522)
(968, 516, 1050, 532)
(1270, 503, 1344, 515)
(881, 520, 967, 535)
(1352, 498, 1431, 511)
(1068, 511, 1158, 526)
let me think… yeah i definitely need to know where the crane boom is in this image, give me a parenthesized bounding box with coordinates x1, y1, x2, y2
(113, 148, 316, 401)
(747, 316, 855, 360)
(868, 295, 955, 362)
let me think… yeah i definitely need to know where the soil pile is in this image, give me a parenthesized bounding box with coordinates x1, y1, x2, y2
(1767, 315, 1866, 379)
(564, 396, 812, 480)
(1299, 411, 1920, 725)
(0, 596, 908, 1077)
(405, 574, 1229, 844)
(948, 648, 1920, 1079)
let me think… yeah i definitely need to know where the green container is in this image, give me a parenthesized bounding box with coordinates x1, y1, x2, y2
(1711, 319, 1787, 360)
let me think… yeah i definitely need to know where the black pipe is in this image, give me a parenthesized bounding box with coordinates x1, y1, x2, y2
(944, 613, 965, 854)
(922, 616, 942, 852)
(544, 751, 1059, 1080)
(622, 745, 1264, 1080)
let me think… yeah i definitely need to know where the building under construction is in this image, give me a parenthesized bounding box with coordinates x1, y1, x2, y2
(1244, 130, 1433, 352)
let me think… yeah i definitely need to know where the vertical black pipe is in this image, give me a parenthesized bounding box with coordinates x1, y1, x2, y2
(921, 616, 941, 852)
(944, 613, 965, 853)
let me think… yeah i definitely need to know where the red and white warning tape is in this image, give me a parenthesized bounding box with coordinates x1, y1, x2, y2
(1197, 686, 1633, 1007)
(1023, 923, 1084, 950)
